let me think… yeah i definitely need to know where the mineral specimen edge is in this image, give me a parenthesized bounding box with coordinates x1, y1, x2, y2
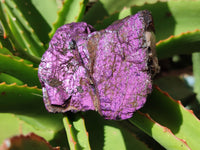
(38, 10, 160, 120)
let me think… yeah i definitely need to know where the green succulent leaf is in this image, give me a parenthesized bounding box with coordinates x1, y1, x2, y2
(157, 30, 200, 59)
(0, 113, 60, 145)
(103, 122, 150, 150)
(0, 0, 199, 149)
(0, 113, 24, 143)
(12, 0, 53, 44)
(91, 0, 200, 42)
(0, 53, 40, 87)
(84, 112, 150, 150)
(83, 0, 158, 25)
(28, 0, 60, 29)
(0, 2, 41, 64)
(0, 44, 13, 55)
(63, 116, 77, 150)
(0, 73, 23, 85)
(155, 76, 193, 101)
(129, 112, 191, 150)
(0, 82, 41, 114)
(0, 132, 60, 150)
(0, 45, 36, 66)
(130, 87, 200, 149)
(0, 34, 13, 54)
(1, 0, 45, 57)
(49, 0, 88, 38)
(63, 114, 91, 150)
(192, 52, 200, 103)
(0, 83, 65, 145)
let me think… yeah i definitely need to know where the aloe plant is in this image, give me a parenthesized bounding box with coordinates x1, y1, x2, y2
(0, 0, 200, 149)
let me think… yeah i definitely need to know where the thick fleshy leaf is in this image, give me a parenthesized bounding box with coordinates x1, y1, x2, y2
(103, 125, 149, 150)
(49, 0, 88, 38)
(0, 83, 65, 145)
(0, 113, 61, 145)
(29, 0, 59, 29)
(129, 112, 191, 150)
(83, 0, 157, 25)
(1, 0, 45, 57)
(130, 86, 200, 149)
(0, 133, 60, 150)
(0, 2, 41, 64)
(0, 73, 23, 85)
(91, 0, 200, 42)
(63, 114, 91, 150)
(12, 0, 53, 44)
(0, 34, 13, 54)
(192, 53, 200, 102)
(0, 44, 13, 55)
(0, 46, 36, 66)
(0, 53, 40, 87)
(155, 76, 193, 100)
(0, 0, 199, 149)
(84, 111, 151, 150)
(156, 30, 200, 59)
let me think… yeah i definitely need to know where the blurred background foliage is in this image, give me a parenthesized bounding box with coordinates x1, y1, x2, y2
(0, 0, 200, 149)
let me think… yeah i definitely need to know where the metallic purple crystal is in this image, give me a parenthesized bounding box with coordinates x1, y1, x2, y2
(38, 10, 159, 120)
(38, 22, 97, 112)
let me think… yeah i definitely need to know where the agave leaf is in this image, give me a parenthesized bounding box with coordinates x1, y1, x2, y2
(63, 114, 91, 150)
(0, 82, 40, 114)
(155, 76, 193, 101)
(0, 113, 60, 145)
(129, 112, 191, 150)
(157, 30, 200, 59)
(0, 82, 39, 113)
(103, 125, 127, 150)
(92, 0, 200, 42)
(71, 116, 91, 150)
(103, 123, 150, 150)
(13, 114, 67, 148)
(0, 73, 23, 85)
(130, 86, 200, 149)
(63, 116, 77, 150)
(192, 53, 200, 102)
(0, 53, 40, 87)
(0, 45, 36, 65)
(0, 34, 13, 54)
(167, 0, 200, 35)
(0, 2, 41, 64)
(2, 1, 45, 57)
(49, 0, 88, 38)
(83, 0, 158, 25)
(0, 83, 65, 144)
(84, 112, 150, 150)
(29, 0, 59, 29)
(0, 132, 60, 150)
(12, 0, 53, 44)
(0, 113, 23, 143)
(0, 44, 13, 55)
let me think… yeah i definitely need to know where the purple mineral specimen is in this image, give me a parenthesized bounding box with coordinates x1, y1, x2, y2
(38, 22, 97, 112)
(38, 10, 160, 120)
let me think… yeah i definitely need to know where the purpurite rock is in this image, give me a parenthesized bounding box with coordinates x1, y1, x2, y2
(38, 10, 160, 120)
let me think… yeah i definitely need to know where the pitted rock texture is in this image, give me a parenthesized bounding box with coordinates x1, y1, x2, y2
(38, 10, 159, 120)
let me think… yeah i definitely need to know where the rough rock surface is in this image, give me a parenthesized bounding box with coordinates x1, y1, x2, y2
(38, 10, 160, 120)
